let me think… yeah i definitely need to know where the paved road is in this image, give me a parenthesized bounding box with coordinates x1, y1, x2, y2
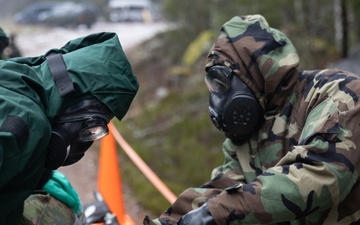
(15, 21, 168, 57)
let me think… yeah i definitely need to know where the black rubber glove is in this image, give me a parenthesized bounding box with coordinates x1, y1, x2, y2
(176, 204, 216, 225)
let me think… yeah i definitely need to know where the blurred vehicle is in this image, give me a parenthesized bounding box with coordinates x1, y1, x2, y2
(108, 0, 157, 23)
(14, 2, 98, 28)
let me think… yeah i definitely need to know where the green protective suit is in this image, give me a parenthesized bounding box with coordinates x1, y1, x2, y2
(146, 15, 360, 225)
(0, 32, 138, 225)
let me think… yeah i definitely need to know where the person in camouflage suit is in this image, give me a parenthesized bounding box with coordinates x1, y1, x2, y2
(144, 14, 360, 225)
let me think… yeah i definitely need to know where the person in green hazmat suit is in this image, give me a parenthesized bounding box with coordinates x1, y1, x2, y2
(143, 15, 360, 225)
(0, 32, 138, 225)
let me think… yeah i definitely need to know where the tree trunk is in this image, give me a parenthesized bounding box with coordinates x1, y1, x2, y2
(334, 0, 348, 58)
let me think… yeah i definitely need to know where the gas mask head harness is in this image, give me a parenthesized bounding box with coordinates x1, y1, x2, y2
(206, 65, 263, 144)
(45, 98, 114, 170)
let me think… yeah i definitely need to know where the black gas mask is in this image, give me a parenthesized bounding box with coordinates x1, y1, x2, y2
(44, 99, 113, 170)
(206, 66, 263, 144)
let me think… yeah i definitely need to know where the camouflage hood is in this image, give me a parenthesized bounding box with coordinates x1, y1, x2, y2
(205, 15, 299, 113)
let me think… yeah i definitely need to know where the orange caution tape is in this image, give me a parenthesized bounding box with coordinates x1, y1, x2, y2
(109, 122, 177, 204)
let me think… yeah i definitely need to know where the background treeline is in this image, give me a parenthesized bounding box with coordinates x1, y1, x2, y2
(1, 0, 359, 67)
(161, 0, 360, 69)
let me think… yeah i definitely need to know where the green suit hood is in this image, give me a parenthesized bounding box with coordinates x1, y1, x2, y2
(9, 32, 139, 121)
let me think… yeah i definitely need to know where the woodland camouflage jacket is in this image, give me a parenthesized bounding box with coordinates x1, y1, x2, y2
(144, 15, 360, 225)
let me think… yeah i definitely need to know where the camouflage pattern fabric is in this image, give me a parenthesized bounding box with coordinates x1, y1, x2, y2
(144, 15, 360, 225)
(19, 192, 86, 225)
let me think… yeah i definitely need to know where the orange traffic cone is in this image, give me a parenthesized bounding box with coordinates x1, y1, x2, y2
(98, 129, 135, 225)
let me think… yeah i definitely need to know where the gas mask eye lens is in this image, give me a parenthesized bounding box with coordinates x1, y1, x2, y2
(206, 76, 229, 94)
(206, 66, 232, 94)
(77, 118, 109, 143)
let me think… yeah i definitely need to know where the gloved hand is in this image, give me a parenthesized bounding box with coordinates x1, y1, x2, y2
(43, 170, 82, 217)
(176, 204, 216, 225)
